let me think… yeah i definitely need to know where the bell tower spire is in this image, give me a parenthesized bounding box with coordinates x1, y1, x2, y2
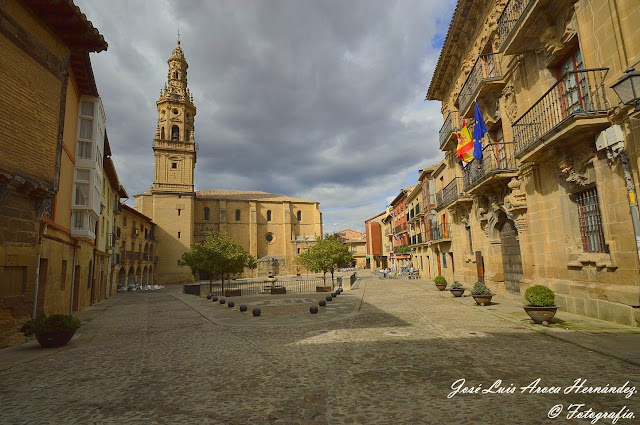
(152, 38, 197, 193)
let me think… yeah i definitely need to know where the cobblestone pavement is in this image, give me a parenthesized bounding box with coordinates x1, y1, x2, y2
(1, 278, 639, 424)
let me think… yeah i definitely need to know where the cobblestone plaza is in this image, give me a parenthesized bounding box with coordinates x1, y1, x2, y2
(1, 276, 639, 424)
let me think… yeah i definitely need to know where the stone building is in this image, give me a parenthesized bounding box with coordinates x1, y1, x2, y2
(364, 211, 388, 270)
(113, 205, 157, 288)
(134, 41, 323, 284)
(426, 0, 640, 325)
(387, 186, 416, 269)
(0, 0, 123, 347)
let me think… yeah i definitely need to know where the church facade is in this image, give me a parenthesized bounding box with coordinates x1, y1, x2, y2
(134, 41, 322, 284)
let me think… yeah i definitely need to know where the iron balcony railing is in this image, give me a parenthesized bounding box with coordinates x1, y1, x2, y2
(435, 191, 443, 209)
(513, 68, 609, 157)
(144, 253, 149, 261)
(125, 251, 133, 260)
(116, 226, 121, 239)
(436, 178, 466, 210)
(458, 53, 503, 116)
(410, 234, 423, 246)
(431, 222, 451, 241)
(145, 234, 156, 241)
(134, 252, 140, 260)
(439, 111, 460, 150)
(106, 233, 115, 248)
(496, 0, 531, 52)
(463, 143, 518, 190)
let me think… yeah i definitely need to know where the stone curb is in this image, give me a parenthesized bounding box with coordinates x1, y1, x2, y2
(413, 280, 640, 367)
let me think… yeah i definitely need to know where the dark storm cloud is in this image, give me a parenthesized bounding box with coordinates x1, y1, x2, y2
(76, 0, 455, 231)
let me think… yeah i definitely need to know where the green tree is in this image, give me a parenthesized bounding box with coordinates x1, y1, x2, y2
(181, 232, 256, 293)
(296, 235, 354, 287)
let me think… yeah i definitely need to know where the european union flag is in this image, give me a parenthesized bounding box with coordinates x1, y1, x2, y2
(473, 101, 487, 160)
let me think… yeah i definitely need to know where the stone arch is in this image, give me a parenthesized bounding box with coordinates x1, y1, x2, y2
(127, 266, 135, 286)
(171, 125, 179, 141)
(148, 265, 154, 285)
(142, 265, 148, 285)
(117, 267, 126, 289)
(493, 209, 523, 294)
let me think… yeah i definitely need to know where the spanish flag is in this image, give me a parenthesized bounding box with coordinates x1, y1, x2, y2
(456, 119, 474, 163)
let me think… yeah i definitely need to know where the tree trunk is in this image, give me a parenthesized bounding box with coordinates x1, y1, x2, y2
(209, 277, 213, 296)
(331, 270, 335, 289)
(323, 271, 327, 284)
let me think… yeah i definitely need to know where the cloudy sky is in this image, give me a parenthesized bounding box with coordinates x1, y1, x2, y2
(75, 0, 454, 234)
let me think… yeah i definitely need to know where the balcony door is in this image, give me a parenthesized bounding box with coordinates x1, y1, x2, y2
(558, 49, 589, 118)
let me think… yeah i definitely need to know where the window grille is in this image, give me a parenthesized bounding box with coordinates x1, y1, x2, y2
(576, 187, 606, 253)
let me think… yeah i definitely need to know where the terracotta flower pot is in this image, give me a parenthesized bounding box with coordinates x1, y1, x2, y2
(471, 294, 494, 306)
(523, 305, 558, 324)
(435, 283, 447, 291)
(450, 288, 465, 297)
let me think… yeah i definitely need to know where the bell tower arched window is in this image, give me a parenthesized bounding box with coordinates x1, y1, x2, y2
(297, 210, 301, 221)
(171, 125, 179, 141)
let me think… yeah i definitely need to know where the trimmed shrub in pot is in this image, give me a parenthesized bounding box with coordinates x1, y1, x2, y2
(470, 282, 494, 306)
(523, 285, 558, 326)
(434, 275, 447, 291)
(449, 281, 465, 297)
(20, 314, 81, 348)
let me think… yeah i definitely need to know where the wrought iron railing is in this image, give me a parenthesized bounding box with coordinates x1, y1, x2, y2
(443, 177, 466, 207)
(513, 69, 609, 157)
(134, 252, 140, 260)
(463, 143, 517, 190)
(439, 111, 460, 149)
(496, 0, 531, 52)
(126, 251, 133, 260)
(458, 53, 503, 116)
(431, 222, 451, 241)
(436, 178, 466, 209)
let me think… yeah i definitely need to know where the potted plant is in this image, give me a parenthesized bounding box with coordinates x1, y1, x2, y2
(523, 285, 558, 326)
(20, 314, 81, 348)
(434, 275, 447, 291)
(449, 281, 465, 297)
(471, 281, 494, 305)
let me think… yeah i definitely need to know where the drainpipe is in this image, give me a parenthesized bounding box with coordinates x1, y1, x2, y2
(615, 148, 640, 263)
(32, 224, 48, 319)
(69, 243, 77, 315)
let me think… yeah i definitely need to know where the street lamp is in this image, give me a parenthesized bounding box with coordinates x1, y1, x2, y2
(611, 67, 640, 111)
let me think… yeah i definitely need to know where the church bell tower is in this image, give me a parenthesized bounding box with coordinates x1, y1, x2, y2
(153, 39, 196, 193)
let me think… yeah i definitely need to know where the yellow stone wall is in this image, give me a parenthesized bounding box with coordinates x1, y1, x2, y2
(427, 0, 640, 325)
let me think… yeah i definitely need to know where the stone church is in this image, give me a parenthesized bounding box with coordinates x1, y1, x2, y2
(134, 41, 323, 284)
